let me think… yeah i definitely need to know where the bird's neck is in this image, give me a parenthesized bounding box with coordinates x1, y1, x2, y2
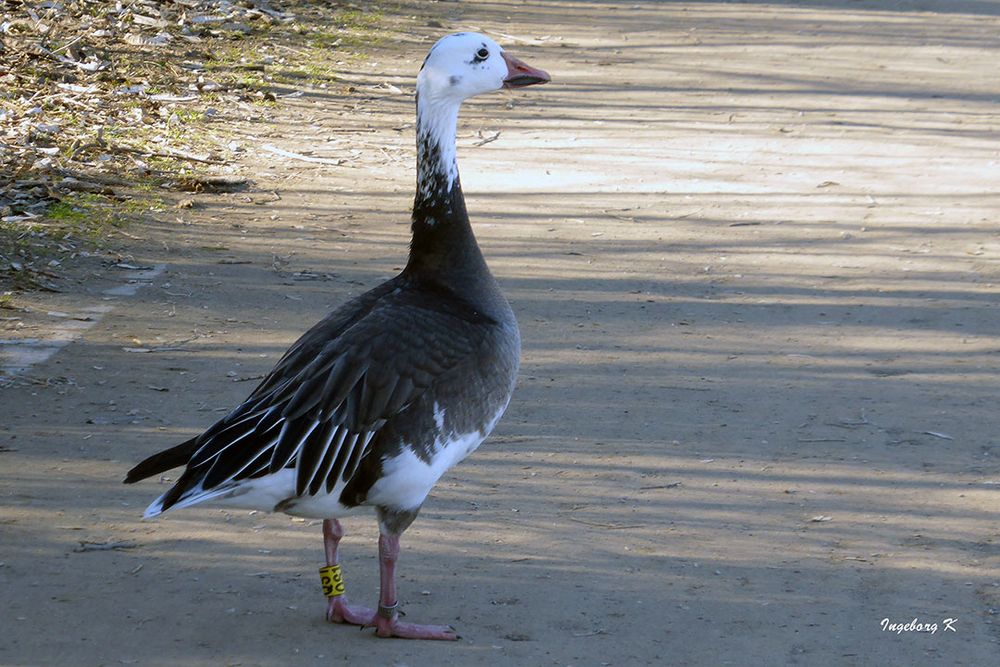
(414, 91, 460, 201)
(406, 91, 491, 286)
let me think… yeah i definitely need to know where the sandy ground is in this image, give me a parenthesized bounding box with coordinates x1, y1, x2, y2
(3, 1, 1000, 664)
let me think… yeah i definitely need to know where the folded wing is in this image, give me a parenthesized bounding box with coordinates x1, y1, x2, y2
(151, 283, 494, 512)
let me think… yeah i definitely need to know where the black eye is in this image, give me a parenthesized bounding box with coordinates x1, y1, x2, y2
(475, 47, 489, 61)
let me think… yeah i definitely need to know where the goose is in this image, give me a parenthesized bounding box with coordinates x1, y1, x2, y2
(124, 32, 549, 640)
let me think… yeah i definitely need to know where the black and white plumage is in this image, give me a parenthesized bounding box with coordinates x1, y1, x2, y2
(124, 33, 549, 640)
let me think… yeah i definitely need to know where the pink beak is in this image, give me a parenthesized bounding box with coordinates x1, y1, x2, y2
(502, 51, 551, 89)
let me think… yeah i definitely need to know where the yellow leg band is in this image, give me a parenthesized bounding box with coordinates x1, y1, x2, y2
(319, 564, 345, 598)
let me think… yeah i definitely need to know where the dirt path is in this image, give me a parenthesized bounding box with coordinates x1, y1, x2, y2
(3, 1, 1000, 665)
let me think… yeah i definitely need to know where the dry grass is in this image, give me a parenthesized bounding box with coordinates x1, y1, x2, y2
(0, 0, 386, 292)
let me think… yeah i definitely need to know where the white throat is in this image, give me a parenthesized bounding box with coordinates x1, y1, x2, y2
(415, 88, 461, 198)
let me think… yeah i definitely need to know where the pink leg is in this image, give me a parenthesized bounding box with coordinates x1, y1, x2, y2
(365, 533, 458, 640)
(322, 519, 374, 625)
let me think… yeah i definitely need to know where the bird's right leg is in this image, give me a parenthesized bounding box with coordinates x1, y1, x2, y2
(322, 518, 374, 625)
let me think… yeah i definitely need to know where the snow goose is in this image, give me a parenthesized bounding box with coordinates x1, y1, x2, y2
(124, 32, 549, 640)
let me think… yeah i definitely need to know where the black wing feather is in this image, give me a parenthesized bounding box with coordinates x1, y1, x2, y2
(307, 426, 350, 496)
(268, 418, 318, 473)
(295, 421, 339, 496)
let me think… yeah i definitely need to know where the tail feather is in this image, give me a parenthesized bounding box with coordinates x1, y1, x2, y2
(123, 437, 197, 484)
(142, 481, 235, 519)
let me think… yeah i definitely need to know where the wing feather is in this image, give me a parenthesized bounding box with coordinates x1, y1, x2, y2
(339, 432, 374, 489)
(329, 432, 361, 491)
(189, 406, 277, 468)
(307, 426, 349, 496)
(295, 421, 340, 496)
(269, 418, 319, 473)
(203, 428, 280, 489)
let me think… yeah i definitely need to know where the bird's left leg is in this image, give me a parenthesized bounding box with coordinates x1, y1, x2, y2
(321, 518, 374, 625)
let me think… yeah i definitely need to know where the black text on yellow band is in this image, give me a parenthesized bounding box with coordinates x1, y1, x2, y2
(319, 564, 345, 597)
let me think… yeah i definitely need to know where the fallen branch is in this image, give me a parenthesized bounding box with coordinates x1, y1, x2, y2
(565, 517, 644, 529)
(473, 131, 501, 147)
(177, 175, 249, 192)
(261, 143, 345, 165)
(73, 540, 139, 552)
(113, 143, 222, 165)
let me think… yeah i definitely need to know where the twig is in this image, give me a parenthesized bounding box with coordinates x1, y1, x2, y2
(113, 144, 222, 165)
(473, 131, 501, 147)
(232, 374, 265, 383)
(674, 208, 704, 220)
(572, 629, 607, 638)
(73, 540, 139, 552)
(639, 482, 681, 490)
(566, 517, 644, 529)
(840, 409, 870, 426)
(51, 35, 85, 55)
(272, 43, 312, 57)
(54, 94, 100, 112)
(160, 146, 223, 164)
(261, 144, 345, 165)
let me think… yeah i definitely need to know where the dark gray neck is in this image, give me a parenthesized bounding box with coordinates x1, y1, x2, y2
(405, 92, 492, 290)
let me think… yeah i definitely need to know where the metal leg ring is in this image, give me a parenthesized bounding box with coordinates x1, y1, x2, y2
(377, 601, 399, 619)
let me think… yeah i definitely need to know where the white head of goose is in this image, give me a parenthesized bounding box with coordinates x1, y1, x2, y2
(124, 33, 549, 640)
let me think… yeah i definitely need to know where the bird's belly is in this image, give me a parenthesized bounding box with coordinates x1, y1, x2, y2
(280, 482, 360, 519)
(209, 469, 297, 511)
(366, 429, 487, 511)
(365, 401, 509, 511)
(197, 470, 355, 519)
